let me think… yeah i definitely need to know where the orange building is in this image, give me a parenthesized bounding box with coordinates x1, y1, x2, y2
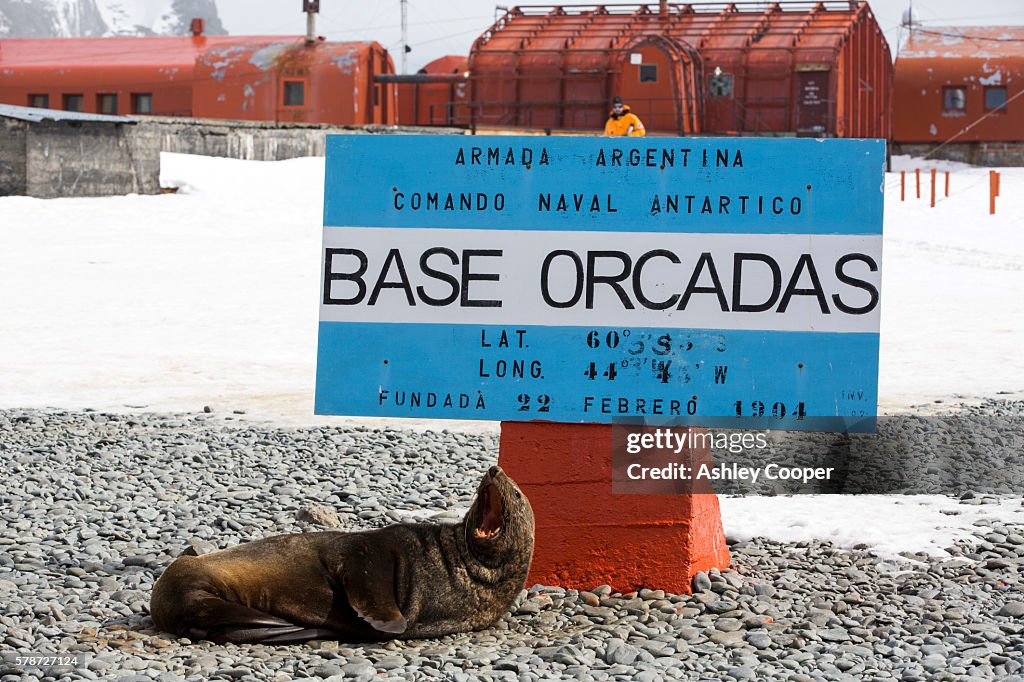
(387, 55, 470, 127)
(0, 33, 396, 125)
(894, 27, 1024, 144)
(462, 1, 892, 137)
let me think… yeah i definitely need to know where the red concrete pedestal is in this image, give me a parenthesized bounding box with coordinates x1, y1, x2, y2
(498, 421, 731, 594)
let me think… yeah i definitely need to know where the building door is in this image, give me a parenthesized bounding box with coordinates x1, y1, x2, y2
(616, 37, 701, 134)
(618, 44, 677, 133)
(796, 69, 830, 134)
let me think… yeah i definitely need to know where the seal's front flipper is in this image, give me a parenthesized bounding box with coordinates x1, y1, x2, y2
(352, 607, 408, 635)
(342, 542, 408, 634)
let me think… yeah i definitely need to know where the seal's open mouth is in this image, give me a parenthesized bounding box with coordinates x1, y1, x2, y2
(473, 483, 504, 539)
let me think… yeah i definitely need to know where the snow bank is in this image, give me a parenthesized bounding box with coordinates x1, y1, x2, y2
(719, 494, 1024, 560)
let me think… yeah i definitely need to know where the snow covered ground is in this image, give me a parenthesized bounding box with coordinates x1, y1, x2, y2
(1, 154, 332, 427)
(1, 150, 1022, 555)
(720, 494, 1024, 562)
(881, 155, 1024, 409)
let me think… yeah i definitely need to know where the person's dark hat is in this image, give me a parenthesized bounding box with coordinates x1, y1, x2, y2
(612, 96, 623, 105)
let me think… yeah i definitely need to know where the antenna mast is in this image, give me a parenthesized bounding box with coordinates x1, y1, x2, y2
(400, 0, 409, 74)
(901, 1, 918, 31)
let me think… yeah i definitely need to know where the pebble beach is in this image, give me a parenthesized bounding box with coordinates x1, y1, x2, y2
(1, 406, 1022, 681)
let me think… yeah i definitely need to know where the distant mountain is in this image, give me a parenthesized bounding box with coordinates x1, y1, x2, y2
(0, 0, 226, 38)
(98, 0, 226, 36)
(0, 0, 107, 37)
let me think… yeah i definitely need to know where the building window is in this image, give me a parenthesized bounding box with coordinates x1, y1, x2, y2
(942, 86, 966, 112)
(63, 94, 84, 112)
(97, 93, 118, 115)
(639, 64, 658, 83)
(709, 74, 733, 98)
(28, 94, 49, 109)
(131, 93, 153, 115)
(984, 86, 1008, 112)
(283, 80, 305, 107)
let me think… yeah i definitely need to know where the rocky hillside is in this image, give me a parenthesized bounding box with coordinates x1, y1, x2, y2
(0, 0, 226, 38)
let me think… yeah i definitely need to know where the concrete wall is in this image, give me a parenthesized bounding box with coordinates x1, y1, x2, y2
(893, 142, 1024, 167)
(135, 117, 466, 161)
(23, 121, 161, 199)
(1, 116, 464, 198)
(0, 119, 28, 196)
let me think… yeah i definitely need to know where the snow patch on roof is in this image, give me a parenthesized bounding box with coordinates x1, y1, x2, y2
(900, 26, 1024, 60)
(332, 53, 357, 73)
(198, 44, 252, 79)
(979, 71, 1002, 86)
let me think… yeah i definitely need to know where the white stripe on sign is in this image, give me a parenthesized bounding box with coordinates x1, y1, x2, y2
(320, 227, 881, 334)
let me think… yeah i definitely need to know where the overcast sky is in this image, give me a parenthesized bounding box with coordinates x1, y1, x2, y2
(216, 1, 1024, 73)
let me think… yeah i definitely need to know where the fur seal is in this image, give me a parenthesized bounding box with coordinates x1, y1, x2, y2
(150, 465, 534, 644)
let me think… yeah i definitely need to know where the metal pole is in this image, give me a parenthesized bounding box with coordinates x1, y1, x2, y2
(401, 0, 409, 74)
(990, 170, 997, 215)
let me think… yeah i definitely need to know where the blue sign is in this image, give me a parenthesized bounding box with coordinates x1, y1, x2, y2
(316, 135, 884, 429)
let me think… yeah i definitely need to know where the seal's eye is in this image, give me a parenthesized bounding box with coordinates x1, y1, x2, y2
(514, 490, 522, 500)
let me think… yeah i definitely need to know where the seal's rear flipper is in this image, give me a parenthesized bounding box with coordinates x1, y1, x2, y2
(204, 624, 343, 644)
(343, 542, 408, 634)
(186, 595, 314, 643)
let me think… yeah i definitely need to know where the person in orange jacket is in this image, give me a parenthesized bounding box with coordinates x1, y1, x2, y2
(603, 96, 646, 137)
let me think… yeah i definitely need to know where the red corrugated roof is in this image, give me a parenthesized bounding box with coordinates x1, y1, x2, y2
(474, 2, 867, 54)
(419, 55, 468, 75)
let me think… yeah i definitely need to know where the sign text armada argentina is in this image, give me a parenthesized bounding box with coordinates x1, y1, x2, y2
(315, 136, 884, 429)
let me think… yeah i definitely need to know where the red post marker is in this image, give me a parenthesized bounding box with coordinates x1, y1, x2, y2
(915, 168, 921, 198)
(498, 422, 730, 593)
(930, 168, 936, 208)
(900, 171, 905, 201)
(990, 170, 997, 215)
(944, 171, 950, 197)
